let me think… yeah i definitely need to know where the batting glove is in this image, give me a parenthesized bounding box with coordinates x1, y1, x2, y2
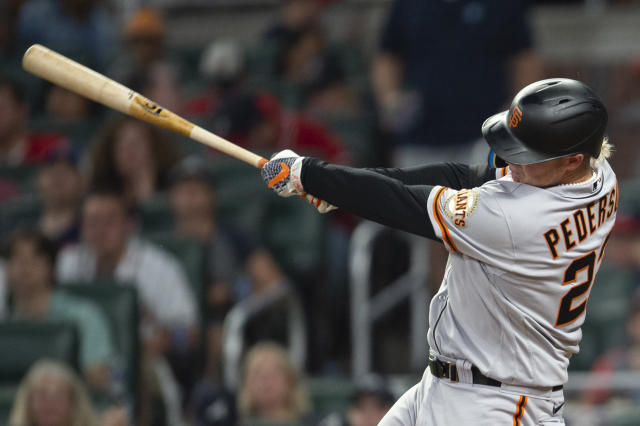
(262, 150, 338, 213)
(261, 150, 306, 197)
(302, 193, 337, 214)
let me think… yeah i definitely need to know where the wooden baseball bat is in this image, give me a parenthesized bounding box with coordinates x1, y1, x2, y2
(22, 44, 268, 169)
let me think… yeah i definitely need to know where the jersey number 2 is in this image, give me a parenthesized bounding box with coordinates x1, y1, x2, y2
(555, 251, 596, 327)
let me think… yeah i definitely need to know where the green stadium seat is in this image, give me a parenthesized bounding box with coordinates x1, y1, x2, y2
(29, 117, 101, 149)
(59, 283, 140, 412)
(261, 195, 328, 276)
(0, 165, 39, 195)
(0, 321, 80, 426)
(319, 113, 378, 166)
(246, 40, 280, 87)
(0, 385, 15, 426)
(307, 378, 355, 418)
(0, 194, 41, 241)
(146, 235, 208, 320)
(138, 193, 174, 235)
(0, 321, 80, 382)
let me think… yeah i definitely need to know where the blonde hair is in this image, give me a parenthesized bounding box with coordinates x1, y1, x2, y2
(9, 359, 99, 426)
(590, 138, 614, 168)
(238, 342, 311, 421)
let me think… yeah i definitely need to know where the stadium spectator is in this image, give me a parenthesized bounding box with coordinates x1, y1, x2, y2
(36, 147, 84, 247)
(0, 77, 68, 166)
(183, 39, 247, 121)
(238, 342, 312, 425)
(109, 7, 182, 113)
(56, 189, 198, 425)
(90, 115, 179, 205)
(8, 359, 129, 426)
(44, 84, 95, 124)
(210, 93, 349, 163)
(188, 381, 237, 426)
(16, 0, 116, 71)
(56, 189, 198, 352)
(275, 24, 360, 115)
(347, 375, 395, 426)
(372, 0, 543, 167)
(263, 0, 329, 45)
(4, 229, 115, 392)
(236, 249, 304, 348)
(9, 359, 101, 426)
(0, 0, 24, 54)
(318, 374, 395, 426)
(168, 156, 243, 321)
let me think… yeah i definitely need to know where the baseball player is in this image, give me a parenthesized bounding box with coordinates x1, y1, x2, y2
(260, 78, 617, 425)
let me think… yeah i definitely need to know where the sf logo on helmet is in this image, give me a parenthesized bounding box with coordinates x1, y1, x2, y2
(509, 105, 523, 128)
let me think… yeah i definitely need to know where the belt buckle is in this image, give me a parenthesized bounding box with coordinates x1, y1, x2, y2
(448, 363, 459, 382)
(428, 355, 443, 378)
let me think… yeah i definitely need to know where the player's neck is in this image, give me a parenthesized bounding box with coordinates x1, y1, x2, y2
(561, 164, 594, 185)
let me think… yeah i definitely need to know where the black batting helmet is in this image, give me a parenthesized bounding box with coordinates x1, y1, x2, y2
(482, 78, 608, 165)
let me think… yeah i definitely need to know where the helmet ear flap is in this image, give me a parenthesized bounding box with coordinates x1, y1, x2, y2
(488, 150, 507, 168)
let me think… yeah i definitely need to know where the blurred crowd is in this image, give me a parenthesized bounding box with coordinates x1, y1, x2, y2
(1, 0, 640, 425)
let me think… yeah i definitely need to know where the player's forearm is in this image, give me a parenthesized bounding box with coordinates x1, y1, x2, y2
(366, 162, 496, 189)
(302, 158, 438, 239)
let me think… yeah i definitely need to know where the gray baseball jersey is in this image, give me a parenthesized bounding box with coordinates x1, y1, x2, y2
(426, 161, 617, 387)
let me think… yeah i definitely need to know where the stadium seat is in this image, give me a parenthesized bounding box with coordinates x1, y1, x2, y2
(0, 321, 79, 426)
(319, 113, 378, 166)
(307, 378, 355, 418)
(0, 165, 39, 196)
(246, 40, 280, 88)
(0, 321, 80, 382)
(138, 193, 174, 235)
(146, 235, 208, 320)
(0, 194, 41, 241)
(261, 195, 328, 277)
(28, 116, 102, 151)
(59, 283, 140, 412)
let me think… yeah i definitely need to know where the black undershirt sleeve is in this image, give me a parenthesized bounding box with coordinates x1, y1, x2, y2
(365, 162, 496, 189)
(301, 159, 498, 241)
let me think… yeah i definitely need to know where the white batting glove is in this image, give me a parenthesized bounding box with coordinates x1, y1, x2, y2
(262, 150, 338, 213)
(261, 150, 305, 197)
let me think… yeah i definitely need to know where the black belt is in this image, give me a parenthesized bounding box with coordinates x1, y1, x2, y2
(428, 357, 563, 392)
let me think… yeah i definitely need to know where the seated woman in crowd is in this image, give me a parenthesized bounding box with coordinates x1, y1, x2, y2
(9, 359, 129, 426)
(9, 359, 101, 426)
(90, 115, 178, 205)
(238, 341, 312, 425)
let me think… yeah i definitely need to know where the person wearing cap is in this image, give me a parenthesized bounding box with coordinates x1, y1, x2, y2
(260, 78, 617, 424)
(168, 156, 244, 323)
(109, 7, 182, 113)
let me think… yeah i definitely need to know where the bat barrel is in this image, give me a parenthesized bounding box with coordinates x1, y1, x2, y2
(22, 44, 132, 114)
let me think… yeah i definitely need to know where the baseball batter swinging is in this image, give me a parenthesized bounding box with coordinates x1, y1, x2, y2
(261, 78, 616, 425)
